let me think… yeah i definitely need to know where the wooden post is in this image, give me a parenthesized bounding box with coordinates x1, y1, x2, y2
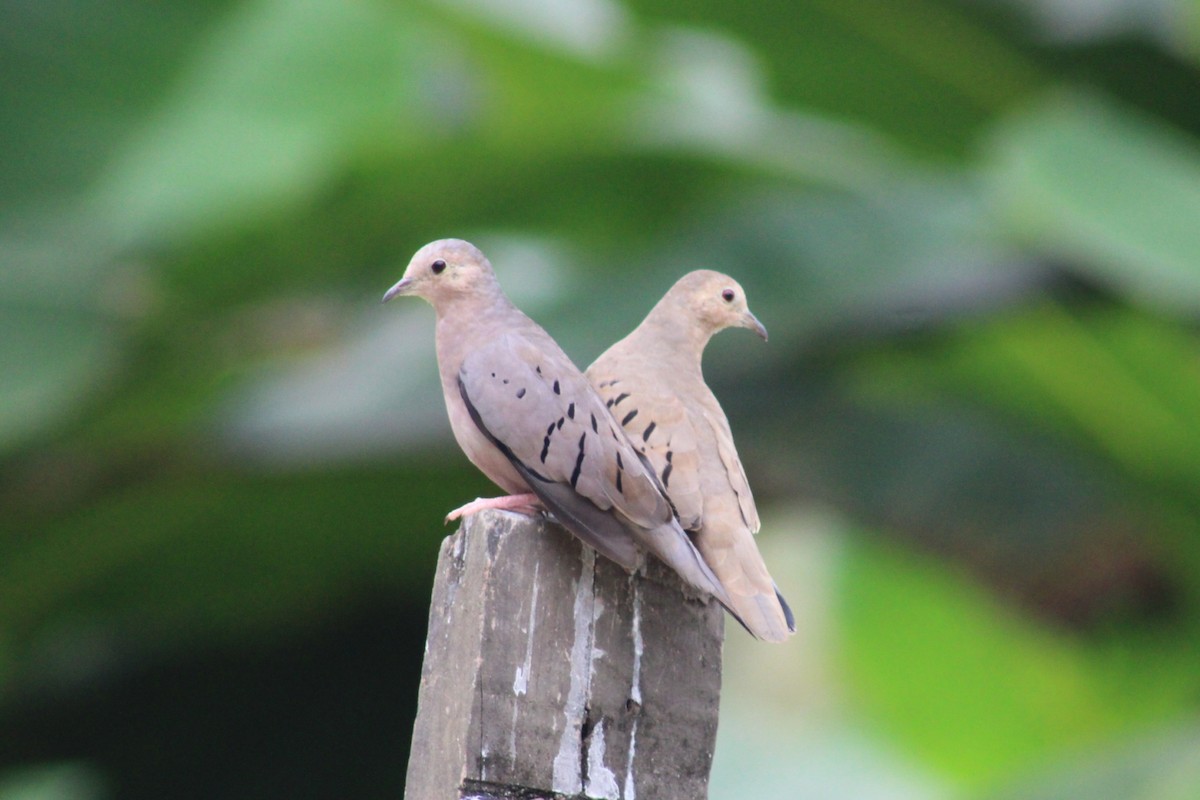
(404, 509, 724, 799)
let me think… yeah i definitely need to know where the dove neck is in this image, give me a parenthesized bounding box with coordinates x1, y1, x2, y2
(432, 289, 519, 357)
(634, 311, 713, 378)
(433, 285, 514, 324)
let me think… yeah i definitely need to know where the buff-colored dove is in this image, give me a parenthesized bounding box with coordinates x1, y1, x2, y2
(586, 270, 795, 642)
(382, 239, 740, 619)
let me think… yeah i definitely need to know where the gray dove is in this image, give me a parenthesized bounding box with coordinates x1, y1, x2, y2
(383, 239, 740, 618)
(586, 270, 795, 642)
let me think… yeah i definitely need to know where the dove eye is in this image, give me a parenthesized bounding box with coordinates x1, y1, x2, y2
(431, 259, 447, 275)
(721, 289, 735, 302)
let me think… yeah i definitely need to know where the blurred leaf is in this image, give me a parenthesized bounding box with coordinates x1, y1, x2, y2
(626, 0, 1044, 156)
(432, 0, 633, 60)
(0, 464, 465, 680)
(713, 718, 947, 800)
(984, 721, 1200, 800)
(0, 763, 104, 800)
(89, 0, 426, 246)
(0, 219, 132, 456)
(0, 310, 116, 455)
(838, 534, 1200, 787)
(987, 93, 1200, 315)
(0, 2, 234, 208)
(849, 303, 1200, 493)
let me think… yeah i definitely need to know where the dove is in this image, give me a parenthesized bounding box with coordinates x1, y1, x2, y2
(382, 239, 741, 619)
(586, 270, 795, 642)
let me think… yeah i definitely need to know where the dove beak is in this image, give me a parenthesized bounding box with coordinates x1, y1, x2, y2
(382, 276, 415, 303)
(742, 310, 768, 341)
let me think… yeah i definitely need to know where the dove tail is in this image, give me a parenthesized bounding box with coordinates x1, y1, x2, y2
(728, 591, 794, 642)
(718, 582, 794, 642)
(775, 583, 796, 633)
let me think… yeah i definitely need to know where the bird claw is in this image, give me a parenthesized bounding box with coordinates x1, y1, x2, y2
(444, 493, 542, 524)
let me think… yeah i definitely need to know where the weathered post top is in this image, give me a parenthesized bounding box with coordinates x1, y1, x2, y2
(404, 509, 725, 799)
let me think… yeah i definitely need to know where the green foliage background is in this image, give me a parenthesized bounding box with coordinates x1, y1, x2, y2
(3, 0, 1200, 797)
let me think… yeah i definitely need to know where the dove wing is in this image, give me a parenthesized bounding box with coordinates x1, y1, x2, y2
(457, 333, 682, 571)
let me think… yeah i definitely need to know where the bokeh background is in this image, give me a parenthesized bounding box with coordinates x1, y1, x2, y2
(4, 0, 1200, 797)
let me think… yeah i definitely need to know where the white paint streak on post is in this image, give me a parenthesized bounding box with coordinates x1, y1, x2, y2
(590, 594, 607, 673)
(623, 722, 639, 800)
(551, 546, 596, 794)
(512, 561, 540, 697)
(585, 719, 620, 799)
(629, 577, 644, 706)
(510, 560, 539, 761)
(624, 577, 644, 799)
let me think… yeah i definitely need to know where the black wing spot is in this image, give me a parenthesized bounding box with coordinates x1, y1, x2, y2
(615, 470, 623, 494)
(556, 417, 564, 431)
(552, 379, 561, 395)
(666, 450, 674, 462)
(616, 452, 624, 470)
(613, 392, 630, 406)
(536, 365, 542, 375)
(546, 422, 556, 437)
(621, 409, 638, 426)
(540, 436, 551, 463)
(590, 413, 598, 433)
(569, 433, 586, 489)
(662, 462, 673, 488)
(642, 421, 656, 442)
(516, 388, 526, 399)
(502, 378, 509, 385)
(567, 402, 575, 419)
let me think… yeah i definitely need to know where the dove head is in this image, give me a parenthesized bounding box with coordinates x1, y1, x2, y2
(669, 269, 768, 342)
(383, 239, 502, 310)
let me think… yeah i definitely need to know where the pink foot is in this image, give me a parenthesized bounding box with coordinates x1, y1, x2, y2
(445, 493, 542, 524)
